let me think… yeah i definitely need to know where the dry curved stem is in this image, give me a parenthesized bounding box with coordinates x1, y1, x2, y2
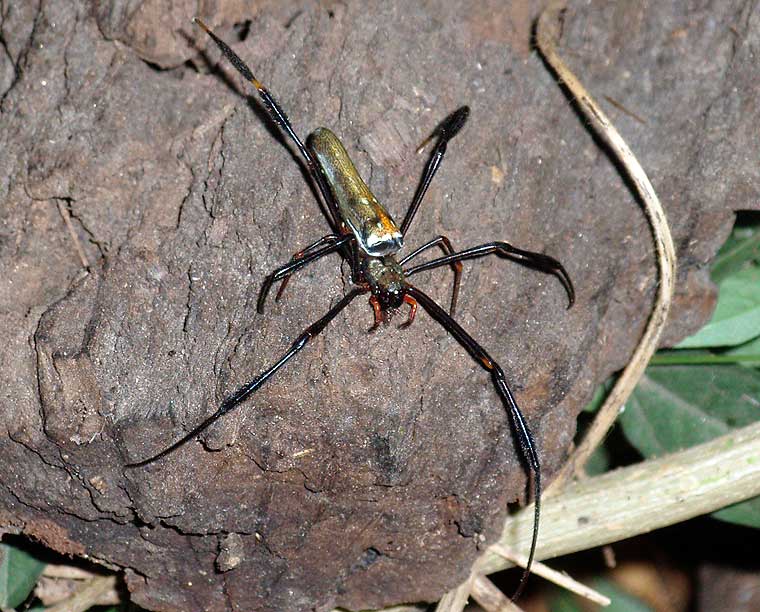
(537, 1, 677, 488)
(41, 564, 100, 580)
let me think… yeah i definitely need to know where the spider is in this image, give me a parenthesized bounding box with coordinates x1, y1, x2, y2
(129, 17, 575, 598)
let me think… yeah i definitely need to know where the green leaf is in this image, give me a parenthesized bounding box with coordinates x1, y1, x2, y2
(620, 365, 760, 526)
(677, 267, 760, 348)
(650, 347, 760, 366)
(724, 335, 760, 365)
(589, 578, 654, 612)
(713, 497, 760, 528)
(583, 382, 609, 413)
(548, 577, 654, 612)
(622, 366, 760, 452)
(585, 442, 612, 476)
(711, 222, 760, 283)
(547, 587, 585, 612)
(0, 542, 46, 608)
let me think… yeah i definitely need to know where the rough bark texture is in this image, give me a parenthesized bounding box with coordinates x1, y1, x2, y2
(1, 1, 758, 611)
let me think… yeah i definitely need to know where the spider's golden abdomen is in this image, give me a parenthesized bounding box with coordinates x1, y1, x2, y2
(308, 127, 403, 257)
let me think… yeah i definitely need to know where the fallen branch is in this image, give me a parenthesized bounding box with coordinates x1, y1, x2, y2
(479, 420, 760, 574)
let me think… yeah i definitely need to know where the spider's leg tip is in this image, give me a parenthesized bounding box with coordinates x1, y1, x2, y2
(415, 134, 434, 154)
(194, 17, 211, 33)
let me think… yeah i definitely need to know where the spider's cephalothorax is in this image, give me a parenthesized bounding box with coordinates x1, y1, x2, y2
(128, 18, 576, 600)
(362, 257, 406, 306)
(361, 256, 410, 326)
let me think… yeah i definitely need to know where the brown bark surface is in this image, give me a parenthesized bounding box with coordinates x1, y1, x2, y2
(1, 1, 758, 611)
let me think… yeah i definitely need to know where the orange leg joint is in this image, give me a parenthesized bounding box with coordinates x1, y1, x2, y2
(398, 294, 418, 329)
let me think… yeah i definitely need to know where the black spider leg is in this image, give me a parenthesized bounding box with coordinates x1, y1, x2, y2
(400, 105, 470, 235)
(257, 234, 354, 313)
(127, 287, 366, 468)
(194, 18, 342, 232)
(404, 241, 575, 308)
(398, 236, 462, 315)
(405, 285, 540, 600)
(271, 233, 345, 304)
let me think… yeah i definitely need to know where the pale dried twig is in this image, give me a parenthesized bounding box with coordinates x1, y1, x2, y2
(41, 564, 99, 580)
(434, 573, 474, 612)
(45, 575, 118, 612)
(471, 575, 523, 611)
(489, 544, 610, 606)
(56, 199, 91, 271)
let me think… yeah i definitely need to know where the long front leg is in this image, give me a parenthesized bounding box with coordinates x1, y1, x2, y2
(405, 285, 541, 600)
(194, 19, 342, 231)
(127, 287, 366, 467)
(404, 240, 575, 308)
(400, 106, 470, 236)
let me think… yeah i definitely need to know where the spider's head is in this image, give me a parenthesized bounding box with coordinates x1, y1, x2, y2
(364, 257, 407, 311)
(377, 282, 405, 310)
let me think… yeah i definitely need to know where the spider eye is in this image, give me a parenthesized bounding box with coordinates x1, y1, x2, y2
(384, 288, 403, 309)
